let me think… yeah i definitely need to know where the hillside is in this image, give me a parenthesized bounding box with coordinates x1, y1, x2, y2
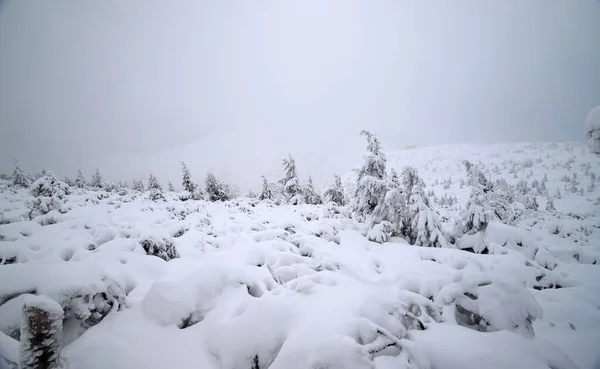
(0, 141, 599, 369)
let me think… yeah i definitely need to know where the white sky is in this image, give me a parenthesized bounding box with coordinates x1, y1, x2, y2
(1, 0, 599, 189)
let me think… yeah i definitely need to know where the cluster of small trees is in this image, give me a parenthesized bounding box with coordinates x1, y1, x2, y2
(4, 129, 579, 249)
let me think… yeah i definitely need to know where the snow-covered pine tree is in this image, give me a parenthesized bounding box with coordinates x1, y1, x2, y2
(205, 172, 231, 202)
(168, 181, 175, 192)
(90, 169, 104, 189)
(461, 186, 492, 235)
(401, 166, 427, 205)
(353, 130, 388, 218)
(280, 155, 304, 205)
(406, 186, 446, 247)
(63, 176, 73, 186)
(28, 172, 71, 217)
(74, 170, 86, 188)
(147, 174, 164, 201)
(545, 197, 556, 212)
(323, 174, 346, 206)
(147, 174, 162, 192)
(258, 176, 273, 201)
(132, 179, 145, 192)
(304, 176, 322, 205)
(390, 168, 400, 188)
(11, 161, 30, 188)
(180, 161, 196, 193)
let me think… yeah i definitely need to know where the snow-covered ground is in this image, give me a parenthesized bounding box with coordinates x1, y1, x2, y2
(1, 141, 599, 369)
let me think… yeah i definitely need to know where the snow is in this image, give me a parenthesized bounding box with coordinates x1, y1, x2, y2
(0, 141, 599, 369)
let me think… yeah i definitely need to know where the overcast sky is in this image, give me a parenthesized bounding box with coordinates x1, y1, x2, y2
(1, 0, 600, 187)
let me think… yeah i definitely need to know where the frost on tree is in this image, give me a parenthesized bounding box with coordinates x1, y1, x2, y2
(303, 176, 322, 205)
(353, 131, 388, 218)
(10, 161, 30, 188)
(323, 174, 346, 206)
(19, 295, 64, 369)
(74, 170, 86, 189)
(258, 176, 273, 201)
(279, 155, 305, 205)
(90, 169, 104, 189)
(27, 173, 71, 218)
(205, 173, 231, 202)
(584, 105, 600, 155)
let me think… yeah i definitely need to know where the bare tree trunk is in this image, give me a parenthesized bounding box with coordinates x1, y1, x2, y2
(19, 296, 64, 369)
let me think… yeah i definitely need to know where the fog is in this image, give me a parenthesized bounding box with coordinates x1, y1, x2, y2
(1, 0, 600, 189)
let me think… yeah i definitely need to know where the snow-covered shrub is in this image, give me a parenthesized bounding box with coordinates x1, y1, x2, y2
(140, 236, 179, 261)
(280, 155, 305, 205)
(584, 105, 600, 155)
(27, 173, 70, 218)
(353, 131, 388, 218)
(438, 278, 542, 338)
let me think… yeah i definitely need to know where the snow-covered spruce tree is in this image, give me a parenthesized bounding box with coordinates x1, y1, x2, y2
(323, 174, 346, 206)
(303, 176, 322, 205)
(168, 181, 175, 192)
(545, 197, 556, 212)
(74, 169, 86, 189)
(11, 161, 30, 188)
(147, 174, 162, 192)
(90, 169, 104, 189)
(406, 186, 446, 247)
(180, 161, 196, 193)
(461, 186, 492, 235)
(205, 172, 231, 202)
(28, 172, 71, 217)
(132, 179, 145, 192)
(280, 155, 305, 205)
(370, 180, 406, 240)
(258, 176, 273, 201)
(147, 174, 164, 201)
(63, 176, 73, 186)
(353, 130, 388, 219)
(401, 165, 427, 206)
(19, 295, 64, 369)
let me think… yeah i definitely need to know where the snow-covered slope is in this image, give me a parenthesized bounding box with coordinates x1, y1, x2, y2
(1, 141, 599, 369)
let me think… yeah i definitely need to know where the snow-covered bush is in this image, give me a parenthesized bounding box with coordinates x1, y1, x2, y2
(140, 236, 179, 261)
(27, 173, 70, 218)
(584, 105, 600, 155)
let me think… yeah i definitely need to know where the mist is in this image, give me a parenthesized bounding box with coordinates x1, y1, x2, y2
(1, 0, 600, 189)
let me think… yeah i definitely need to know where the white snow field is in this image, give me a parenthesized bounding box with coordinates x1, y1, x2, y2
(1, 141, 600, 369)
